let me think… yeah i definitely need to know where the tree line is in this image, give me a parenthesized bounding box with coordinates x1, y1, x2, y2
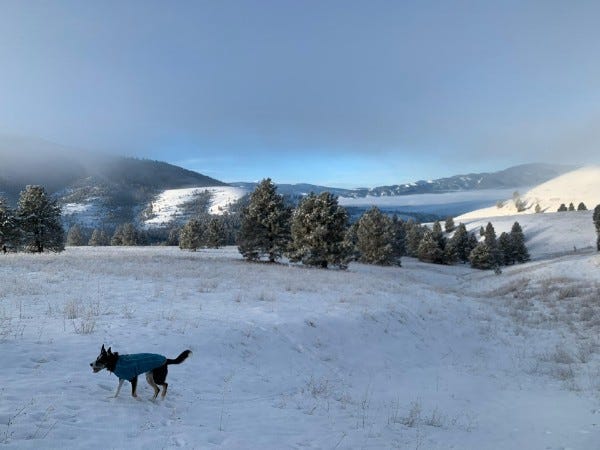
(231, 179, 533, 271)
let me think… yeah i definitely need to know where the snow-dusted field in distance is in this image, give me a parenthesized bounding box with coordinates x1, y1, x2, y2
(1, 216, 600, 448)
(144, 186, 247, 227)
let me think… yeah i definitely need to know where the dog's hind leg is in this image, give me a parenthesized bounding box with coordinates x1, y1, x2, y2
(152, 364, 169, 398)
(130, 376, 138, 397)
(146, 372, 160, 399)
(114, 379, 124, 398)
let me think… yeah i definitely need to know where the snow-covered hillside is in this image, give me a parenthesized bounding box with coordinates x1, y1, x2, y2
(2, 209, 600, 449)
(143, 186, 247, 228)
(458, 166, 600, 220)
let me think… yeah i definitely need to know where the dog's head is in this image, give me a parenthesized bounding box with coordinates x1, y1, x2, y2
(90, 344, 118, 373)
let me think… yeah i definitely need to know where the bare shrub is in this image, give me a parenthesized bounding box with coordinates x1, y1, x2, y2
(402, 400, 422, 428)
(63, 299, 82, 320)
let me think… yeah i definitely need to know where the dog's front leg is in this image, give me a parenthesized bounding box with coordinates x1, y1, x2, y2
(114, 379, 124, 398)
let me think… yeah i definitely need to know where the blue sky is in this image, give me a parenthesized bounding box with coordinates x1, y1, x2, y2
(1, 1, 600, 187)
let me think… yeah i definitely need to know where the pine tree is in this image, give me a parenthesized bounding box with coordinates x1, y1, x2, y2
(0, 197, 19, 250)
(166, 226, 180, 246)
(405, 221, 425, 257)
(535, 204, 542, 213)
(469, 242, 496, 270)
(66, 224, 87, 246)
(355, 207, 398, 266)
(121, 223, 139, 246)
(390, 215, 406, 258)
(16, 185, 64, 253)
(497, 232, 513, 265)
(431, 220, 447, 259)
(593, 205, 600, 251)
(510, 221, 530, 263)
(237, 178, 291, 262)
(568, 202, 575, 211)
(449, 223, 473, 263)
(557, 203, 568, 212)
(470, 222, 500, 270)
(179, 219, 204, 251)
(577, 202, 587, 211)
(417, 230, 444, 264)
(444, 216, 455, 233)
(204, 216, 226, 248)
(287, 192, 351, 269)
(89, 228, 110, 246)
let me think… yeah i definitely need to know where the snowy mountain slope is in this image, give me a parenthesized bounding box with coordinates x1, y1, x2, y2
(143, 186, 247, 228)
(457, 166, 600, 220)
(1, 210, 600, 448)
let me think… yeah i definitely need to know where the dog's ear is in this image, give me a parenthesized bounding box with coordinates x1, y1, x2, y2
(101, 344, 106, 354)
(107, 347, 112, 354)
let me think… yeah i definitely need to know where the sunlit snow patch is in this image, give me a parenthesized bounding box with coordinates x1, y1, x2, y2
(144, 186, 247, 228)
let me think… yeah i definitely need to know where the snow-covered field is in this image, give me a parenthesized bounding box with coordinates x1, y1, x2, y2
(2, 212, 600, 449)
(144, 186, 247, 227)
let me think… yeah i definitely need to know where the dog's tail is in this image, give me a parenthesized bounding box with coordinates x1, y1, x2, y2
(166, 350, 192, 365)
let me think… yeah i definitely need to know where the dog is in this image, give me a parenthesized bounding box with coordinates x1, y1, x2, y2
(90, 345, 191, 399)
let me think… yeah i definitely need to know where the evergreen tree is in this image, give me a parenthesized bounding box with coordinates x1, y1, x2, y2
(568, 202, 575, 211)
(510, 221, 530, 263)
(287, 192, 351, 269)
(470, 222, 500, 270)
(405, 220, 425, 257)
(577, 202, 587, 211)
(237, 178, 291, 262)
(204, 216, 226, 248)
(469, 242, 496, 270)
(593, 205, 600, 251)
(121, 223, 139, 246)
(0, 197, 19, 250)
(344, 222, 360, 262)
(166, 226, 180, 246)
(444, 216, 455, 233)
(535, 204, 542, 213)
(479, 226, 485, 237)
(431, 221, 447, 254)
(66, 224, 87, 246)
(417, 230, 444, 264)
(111, 225, 123, 245)
(557, 203, 568, 212)
(16, 185, 64, 253)
(179, 219, 204, 251)
(110, 223, 144, 246)
(89, 228, 110, 246)
(449, 223, 472, 264)
(355, 207, 398, 266)
(390, 215, 406, 258)
(497, 232, 513, 265)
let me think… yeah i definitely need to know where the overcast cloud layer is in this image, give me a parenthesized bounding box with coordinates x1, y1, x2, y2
(1, 1, 599, 186)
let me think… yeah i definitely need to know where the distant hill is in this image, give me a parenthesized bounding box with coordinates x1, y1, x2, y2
(233, 163, 575, 199)
(457, 166, 600, 220)
(0, 136, 226, 228)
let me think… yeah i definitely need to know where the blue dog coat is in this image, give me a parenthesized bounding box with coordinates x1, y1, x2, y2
(113, 354, 167, 380)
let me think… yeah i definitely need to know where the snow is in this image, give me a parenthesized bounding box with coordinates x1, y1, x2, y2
(457, 166, 600, 220)
(61, 200, 106, 228)
(2, 209, 600, 448)
(144, 186, 247, 227)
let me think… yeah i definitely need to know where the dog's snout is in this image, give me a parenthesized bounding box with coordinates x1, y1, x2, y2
(89, 363, 93, 366)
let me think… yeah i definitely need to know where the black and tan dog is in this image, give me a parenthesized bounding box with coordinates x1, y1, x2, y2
(90, 345, 191, 399)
